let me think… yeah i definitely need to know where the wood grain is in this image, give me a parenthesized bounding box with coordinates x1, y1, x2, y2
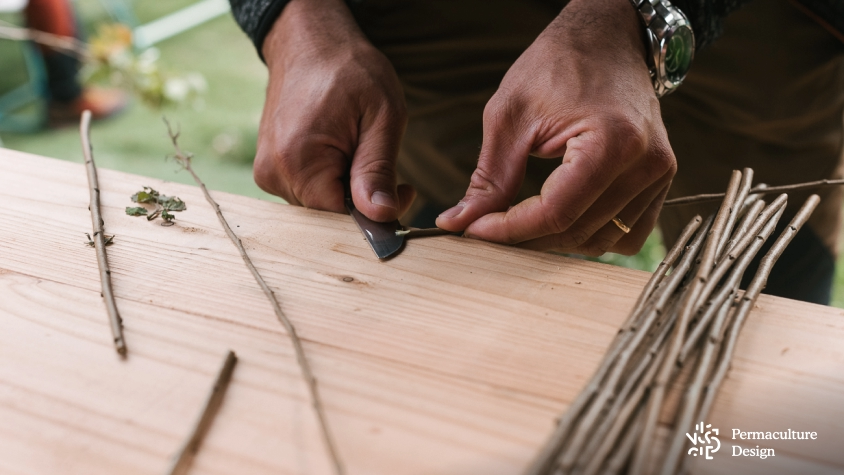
(0, 148, 842, 474)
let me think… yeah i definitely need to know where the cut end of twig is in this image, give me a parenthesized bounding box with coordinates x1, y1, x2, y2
(115, 339, 127, 357)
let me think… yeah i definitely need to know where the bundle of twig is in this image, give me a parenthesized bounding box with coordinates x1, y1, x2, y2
(524, 168, 820, 475)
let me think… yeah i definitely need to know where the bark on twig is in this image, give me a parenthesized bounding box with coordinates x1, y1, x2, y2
(663, 177, 843, 207)
(715, 168, 754, 258)
(166, 350, 238, 475)
(628, 216, 702, 319)
(523, 215, 710, 475)
(163, 119, 344, 475)
(529, 169, 820, 475)
(679, 205, 785, 363)
(80, 110, 126, 356)
(696, 195, 820, 424)
(630, 170, 743, 475)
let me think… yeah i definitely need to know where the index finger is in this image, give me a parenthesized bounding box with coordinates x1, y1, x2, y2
(463, 130, 624, 243)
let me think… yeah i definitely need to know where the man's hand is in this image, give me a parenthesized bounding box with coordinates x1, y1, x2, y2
(255, 0, 415, 222)
(436, 0, 676, 256)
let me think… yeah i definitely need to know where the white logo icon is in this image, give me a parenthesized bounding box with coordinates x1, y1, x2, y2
(686, 422, 721, 459)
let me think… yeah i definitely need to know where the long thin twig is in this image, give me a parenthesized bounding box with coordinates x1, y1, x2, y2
(575, 299, 676, 474)
(166, 350, 238, 475)
(696, 195, 820, 423)
(664, 177, 843, 207)
(694, 194, 787, 309)
(163, 120, 344, 475)
(679, 204, 785, 363)
(662, 201, 786, 475)
(628, 216, 702, 319)
(80, 110, 126, 356)
(630, 170, 743, 475)
(524, 215, 710, 475)
(715, 168, 754, 258)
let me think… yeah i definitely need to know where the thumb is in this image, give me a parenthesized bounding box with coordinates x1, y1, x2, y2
(436, 105, 531, 231)
(350, 109, 415, 222)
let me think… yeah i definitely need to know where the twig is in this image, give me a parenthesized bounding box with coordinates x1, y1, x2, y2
(628, 216, 702, 319)
(395, 227, 459, 238)
(163, 119, 344, 475)
(661, 296, 734, 475)
(166, 350, 238, 475)
(80, 110, 126, 357)
(0, 20, 89, 59)
(680, 204, 785, 363)
(696, 195, 820, 424)
(523, 215, 710, 475)
(575, 300, 676, 474)
(719, 199, 765, 264)
(602, 408, 646, 475)
(663, 177, 844, 207)
(630, 170, 743, 475)
(695, 195, 787, 309)
(715, 168, 754, 258)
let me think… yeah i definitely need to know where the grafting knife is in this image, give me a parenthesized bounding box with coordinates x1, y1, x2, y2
(344, 179, 457, 259)
(344, 176, 405, 259)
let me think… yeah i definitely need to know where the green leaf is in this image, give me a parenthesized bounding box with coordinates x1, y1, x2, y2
(126, 206, 148, 216)
(161, 196, 186, 211)
(131, 187, 160, 204)
(161, 209, 175, 221)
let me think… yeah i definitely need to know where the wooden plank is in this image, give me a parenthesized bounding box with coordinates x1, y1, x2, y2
(0, 148, 842, 474)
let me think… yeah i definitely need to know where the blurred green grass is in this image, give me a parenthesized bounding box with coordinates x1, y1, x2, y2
(1, 0, 842, 307)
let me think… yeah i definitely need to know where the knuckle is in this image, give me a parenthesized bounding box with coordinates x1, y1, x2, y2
(566, 228, 591, 248)
(611, 118, 649, 162)
(543, 207, 581, 240)
(468, 165, 505, 198)
(357, 157, 396, 183)
(483, 88, 520, 126)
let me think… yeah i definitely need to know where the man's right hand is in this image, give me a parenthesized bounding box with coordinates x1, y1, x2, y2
(255, 0, 415, 222)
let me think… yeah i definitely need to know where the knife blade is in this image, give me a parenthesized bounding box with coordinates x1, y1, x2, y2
(344, 182, 405, 259)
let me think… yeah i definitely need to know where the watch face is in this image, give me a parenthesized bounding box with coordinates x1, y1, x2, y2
(664, 26, 694, 83)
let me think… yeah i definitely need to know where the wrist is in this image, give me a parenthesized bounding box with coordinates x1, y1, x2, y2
(262, 0, 371, 72)
(553, 0, 647, 67)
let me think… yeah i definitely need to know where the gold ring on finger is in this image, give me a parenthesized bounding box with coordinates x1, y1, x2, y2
(612, 216, 631, 234)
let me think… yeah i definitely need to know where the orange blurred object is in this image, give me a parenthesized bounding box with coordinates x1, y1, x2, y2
(48, 86, 128, 127)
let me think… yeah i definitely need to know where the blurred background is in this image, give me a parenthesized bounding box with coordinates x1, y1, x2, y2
(2, 0, 843, 307)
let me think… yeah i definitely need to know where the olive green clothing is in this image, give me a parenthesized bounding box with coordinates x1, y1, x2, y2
(351, 0, 844, 303)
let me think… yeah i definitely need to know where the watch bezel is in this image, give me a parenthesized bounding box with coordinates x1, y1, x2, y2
(654, 20, 695, 97)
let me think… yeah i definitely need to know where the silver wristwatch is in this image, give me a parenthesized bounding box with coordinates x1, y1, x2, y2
(629, 0, 695, 97)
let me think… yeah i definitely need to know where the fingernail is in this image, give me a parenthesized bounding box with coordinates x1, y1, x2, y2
(371, 191, 397, 210)
(439, 201, 466, 219)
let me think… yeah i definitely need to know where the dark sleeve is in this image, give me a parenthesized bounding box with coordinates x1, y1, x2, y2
(229, 0, 291, 60)
(670, 0, 752, 49)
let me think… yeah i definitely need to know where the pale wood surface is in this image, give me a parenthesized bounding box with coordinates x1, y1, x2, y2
(0, 148, 842, 474)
